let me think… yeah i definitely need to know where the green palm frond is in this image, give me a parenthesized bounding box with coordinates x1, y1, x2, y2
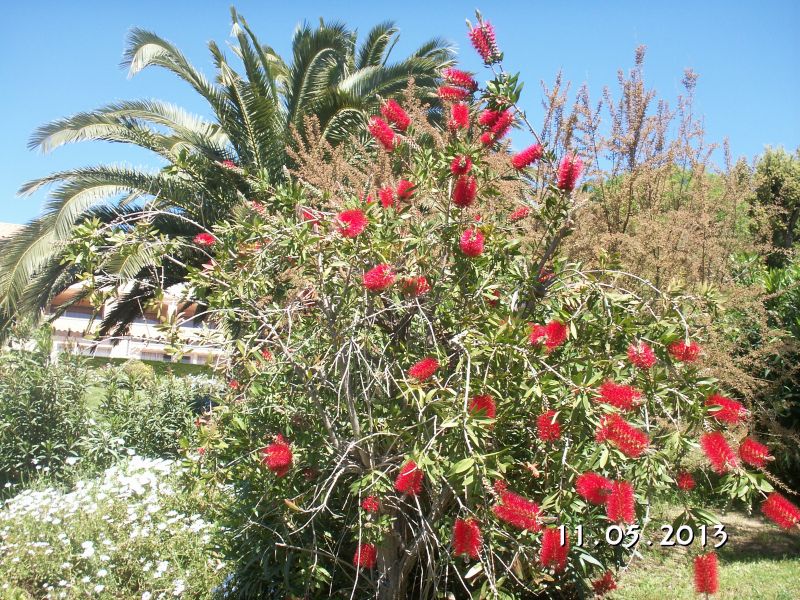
(284, 21, 354, 127)
(98, 279, 152, 338)
(30, 100, 228, 157)
(356, 22, 399, 69)
(409, 37, 454, 62)
(230, 9, 290, 93)
(123, 29, 225, 113)
(19, 256, 80, 323)
(4, 14, 453, 336)
(0, 215, 59, 313)
(209, 41, 285, 173)
(20, 166, 199, 237)
(104, 243, 164, 281)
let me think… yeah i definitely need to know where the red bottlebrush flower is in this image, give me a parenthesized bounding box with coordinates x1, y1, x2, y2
(260, 347, 273, 361)
(221, 159, 237, 169)
(300, 207, 320, 225)
(450, 155, 473, 175)
(448, 103, 470, 130)
(487, 288, 501, 307)
(761, 492, 800, 530)
(605, 481, 636, 524)
(438, 85, 471, 102)
(557, 153, 583, 191)
(529, 320, 568, 352)
(479, 131, 495, 147)
(443, 67, 478, 92)
(193, 232, 217, 247)
(228, 379, 240, 390)
(478, 109, 501, 127)
(676, 471, 696, 491)
(362, 264, 396, 292)
(509, 205, 530, 222)
(396, 179, 416, 201)
(575, 472, 613, 505)
(459, 228, 485, 257)
(408, 357, 439, 381)
(596, 414, 649, 458)
(597, 381, 642, 411)
(380, 99, 410, 132)
(368, 116, 396, 151)
(700, 431, 738, 474)
(705, 394, 747, 425)
(468, 22, 501, 64)
(489, 110, 514, 139)
(529, 324, 547, 346)
(468, 395, 496, 419)
(544, 320, 568, 349)
(400, 276, 431, 297)
(492, 490, 542, 531)
(337, 209, 368, 238)
(511, 144, 544, 170)
(197, 446, 206, 457)
(627, 341, 657, 369)
(378, 186, 396, 208)
(739, 437, 771, 468)
(668, 340, 701, 363)
(592, 571, 617, 596)
(693, 552, 719, 595)
(479, 110, 513, 145)
(452, 175, 478, 207)
(261, 434, 293, 477)
(395, 460, 424, 496)
(353, 543, 377, 569)
(453, 518, 482, 559)
(537, 410, 561, 442)
(361, 496, 380, 514)
(540, 527, 569, 572)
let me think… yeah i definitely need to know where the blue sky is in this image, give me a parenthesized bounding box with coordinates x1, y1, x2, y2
(1, 0, 797, 224)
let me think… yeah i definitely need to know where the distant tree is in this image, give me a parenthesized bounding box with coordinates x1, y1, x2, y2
(754, 146, 800, 266)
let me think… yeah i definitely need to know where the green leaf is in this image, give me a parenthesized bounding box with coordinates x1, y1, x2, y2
(449, 457, 475, 476)
(465, 562, 483, 579)
(598, 446, 609, 468)
(690, 507, 720, 525)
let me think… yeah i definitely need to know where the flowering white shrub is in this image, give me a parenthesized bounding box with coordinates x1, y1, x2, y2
(0, 455, 225, 598)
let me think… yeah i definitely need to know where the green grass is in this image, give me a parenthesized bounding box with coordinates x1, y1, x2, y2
(611, 509, 800, 599)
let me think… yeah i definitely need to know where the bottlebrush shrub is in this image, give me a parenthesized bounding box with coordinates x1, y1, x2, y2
(80, 18, 797, 600)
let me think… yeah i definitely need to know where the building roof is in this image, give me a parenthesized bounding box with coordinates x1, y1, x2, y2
(0, 222, 23, 239)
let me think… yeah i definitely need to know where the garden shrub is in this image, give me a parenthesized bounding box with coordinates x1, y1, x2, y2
(67, 13, 800, 600)
(728, 255, 800, 488)
(0, 328, 220, 492)
(0, 333, 92, 490)
(97, 365, 219, 459)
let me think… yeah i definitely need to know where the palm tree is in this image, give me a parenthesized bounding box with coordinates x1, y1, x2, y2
(0, 9, 453, 338)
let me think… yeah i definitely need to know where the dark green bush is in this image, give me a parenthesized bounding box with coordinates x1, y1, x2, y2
(96, 362, 219, 458)
(728, 255, 800, 487)
(0, 333, 91, 489)
(0, 328, 221, 492)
